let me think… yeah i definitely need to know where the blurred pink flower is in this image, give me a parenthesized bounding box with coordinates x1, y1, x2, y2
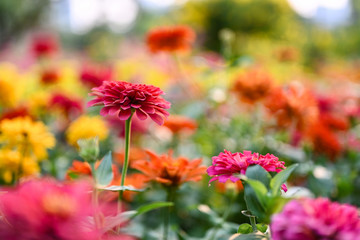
(88, 81, 171, 125)
(0, 179, 99, 240)
(207, 150, 287, 191)
(271, 198, 360, 240)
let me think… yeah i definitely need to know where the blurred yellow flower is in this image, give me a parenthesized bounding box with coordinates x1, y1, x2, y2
(0, 117, 56, 160)
(28, 91, 51, 116)
(0, 63, 21, 107)
(66, 115, 109, 147)
(0, 150, 40, 183)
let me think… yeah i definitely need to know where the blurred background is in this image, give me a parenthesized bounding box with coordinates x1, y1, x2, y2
(1, 0, 360, 68)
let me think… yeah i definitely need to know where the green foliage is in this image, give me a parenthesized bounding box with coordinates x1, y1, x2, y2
(95, 151, 113, 187)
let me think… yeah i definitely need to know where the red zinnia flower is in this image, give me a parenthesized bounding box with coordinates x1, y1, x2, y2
(31, 34, 58, 58)
(80, 64, 112, 88)
(49, 93, 83, 119)
(207, 150, 287, 191)
(88, 81, 171, 125)
(40, 68, 60, 85)
(146, 25, 196, 53)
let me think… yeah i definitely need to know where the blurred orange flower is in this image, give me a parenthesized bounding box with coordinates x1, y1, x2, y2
(146, 26, 195, 54)
(215, 181, 244, 194)
(265, 83, 318, 130)
(163, 115, 197, 134)
(232, 69, 273, 104)
(132, 150, 206, 187)
(306, 121, 342, 161)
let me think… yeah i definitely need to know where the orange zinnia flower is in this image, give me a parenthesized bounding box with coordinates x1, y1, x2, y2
(265, 83, 318, 130)
(232, 69, 273, 104)
(306, 122, 342, 161)
(132, 150, 206, 187)
(146, 25, 196, 54)
(163, 115, 197, 134)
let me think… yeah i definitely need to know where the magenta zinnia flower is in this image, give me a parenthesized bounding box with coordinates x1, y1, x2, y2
(207, 150, 287, 191)
(88, 81, 171, 125)
(271, 198, 360, 240)
(0, 179, 99, 240)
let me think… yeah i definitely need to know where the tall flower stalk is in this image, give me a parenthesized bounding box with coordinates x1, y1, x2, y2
(118, 111, 134, 207)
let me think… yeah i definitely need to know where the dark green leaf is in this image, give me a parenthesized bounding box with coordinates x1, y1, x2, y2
(246, 165, 272, 189)
(95, 151, 113, 186)
(244, 183, 267, 222)
(270, 164, 298, 196)
(238, 223, 253, 234)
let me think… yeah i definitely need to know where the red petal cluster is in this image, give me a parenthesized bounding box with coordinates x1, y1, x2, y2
(146, 25, 195, 53)
(31, 34, 58, 58)
(88, 81, 171, 125)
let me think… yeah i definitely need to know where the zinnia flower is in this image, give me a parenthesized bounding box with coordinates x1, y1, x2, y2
(49, 93, 84, 119)
(66, 115, 109, 147)
(80, 64, 112, 88)
(0, 116, 55, 160)
(31, 34, 58, 58)
(88, 81, 171, 125)
(40, 68, 60, 85)
(271, 198, 360, 240)
(265, 83, 318, 130)
(207, 150, 287, 191)
(0, 179, 100, 240)
(146, 25, 195, 53)
(132, 150, 206, 187)
(232, 69, 273, 104)
(163, 115, 197, 134)
(0, 149, 40, 183)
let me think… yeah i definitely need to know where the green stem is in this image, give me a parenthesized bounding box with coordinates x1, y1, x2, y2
(118, 112, 134, 209)
(90, 163, 100, 234)
(163, 187, 175, 240)
(250, 216, 257, 232)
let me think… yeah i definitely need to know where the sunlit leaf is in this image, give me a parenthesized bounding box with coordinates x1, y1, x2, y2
(95, 151, 113, 186)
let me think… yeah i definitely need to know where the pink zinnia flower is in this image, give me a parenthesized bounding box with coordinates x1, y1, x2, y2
(0, 179, 99, 240)
(207, 150, 287, 191)
(271, 198, 360, 240)
(87, 81, 171, 125)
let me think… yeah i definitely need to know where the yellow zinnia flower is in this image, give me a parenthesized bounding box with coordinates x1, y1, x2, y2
(66, 115, 109, 147)
(0, 117, 56, 160)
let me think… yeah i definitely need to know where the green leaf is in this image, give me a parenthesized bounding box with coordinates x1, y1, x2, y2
(246, 165, 272, 189)
(270, 164, 298, 196)
(238, 223, 253, 234)
(246, 179, 268, 200)
(256, 224, 268, 233)
(99, 185, 146, 192)
(131, 201, 174, 219)
(244, 183, 267, 222)
(95, 151, 113, 186)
